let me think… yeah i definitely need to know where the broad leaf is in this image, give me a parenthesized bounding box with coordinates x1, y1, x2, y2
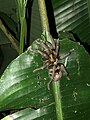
(1, 105, 56, 120)
(0, 33, 90, 119)
(0, 12, 17, 35)
(0, 48, 4, 69)
(52, 0, 90, 44)
(30, 0, 42, 43)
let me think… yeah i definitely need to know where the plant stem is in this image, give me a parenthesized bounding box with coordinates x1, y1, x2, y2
(38, 0, 49, 31)
(0, 20, 19, 53)
(52, 81, 63, 120)
(17, 0, 27, 54)
(38, 0, 63, 120)
(19, 18, 26, 54)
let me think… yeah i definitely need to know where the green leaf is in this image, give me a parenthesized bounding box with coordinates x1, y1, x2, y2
(0, 30, 10, 45)
(52, 0, 90, 44)
(0, 12, 17, 35)
(0, 40, 54, 111)
(0, 12, 18, 45)
(2, 105, 56, 120)
(87, 0, 90, 21)
(30, 0, 42, 42)
(59, 38, 90, 120)
(0, 47, 4, 68)
(0, 33, 90, 119)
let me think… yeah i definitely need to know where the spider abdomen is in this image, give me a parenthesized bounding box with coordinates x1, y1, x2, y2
(49, 64, 62, 81)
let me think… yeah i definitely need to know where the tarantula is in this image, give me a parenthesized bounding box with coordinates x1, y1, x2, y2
(29, 33, 74, 90)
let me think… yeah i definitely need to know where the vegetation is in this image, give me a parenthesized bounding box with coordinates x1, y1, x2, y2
(0, 0, 90, 120)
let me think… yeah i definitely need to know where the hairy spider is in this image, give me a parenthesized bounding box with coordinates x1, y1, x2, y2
(29, 33, 74, 90)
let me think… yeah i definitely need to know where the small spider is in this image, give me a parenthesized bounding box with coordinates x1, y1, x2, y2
(29, 33, 74, 90)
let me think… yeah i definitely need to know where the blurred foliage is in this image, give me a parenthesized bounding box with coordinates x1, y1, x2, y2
(0, 32, 90, 119)
(0, 0, 90, 119)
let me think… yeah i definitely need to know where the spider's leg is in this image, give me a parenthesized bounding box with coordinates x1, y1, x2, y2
(46, 41, 54, 50)
(36, 41, 51, 55)
(29, 47, 47, 57)
(55, 39, 60, 57)
(47, 79, 53, 90)
(41, 32, 55, 49)
(48, 65, 56, 90)
(60, 49, 74, 60)
(33, 63, 49, 72)
(46, 41, 56, 56)
(51, 65, 56, 80)
(50, 34, 56, 49)
(61, 64, 70, 80)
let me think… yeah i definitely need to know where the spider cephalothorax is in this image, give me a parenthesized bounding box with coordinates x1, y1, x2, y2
(29, 33, 74, 90)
